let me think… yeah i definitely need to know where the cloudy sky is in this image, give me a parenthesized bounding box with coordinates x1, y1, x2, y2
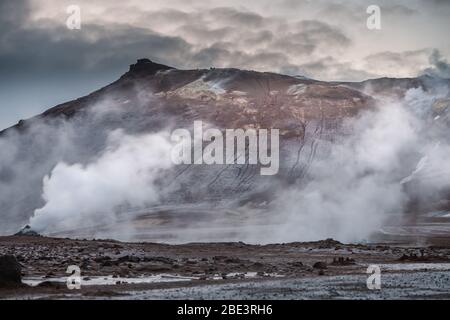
(0, 0, 449, 129)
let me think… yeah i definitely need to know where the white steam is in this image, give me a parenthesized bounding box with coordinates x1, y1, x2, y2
(30, 129, 174, 234)
(263, 87, 450, 243)
(268, 103, 416, 242)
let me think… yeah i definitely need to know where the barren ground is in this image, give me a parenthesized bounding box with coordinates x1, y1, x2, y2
(1, 235, 450, 299)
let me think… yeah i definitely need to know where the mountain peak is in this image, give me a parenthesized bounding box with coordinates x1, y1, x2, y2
(128, 58, 174, 75)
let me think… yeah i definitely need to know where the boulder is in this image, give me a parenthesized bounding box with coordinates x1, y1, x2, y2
(0, 255, 22, 287)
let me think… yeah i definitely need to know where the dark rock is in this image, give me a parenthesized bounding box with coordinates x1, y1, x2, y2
(128, 59, 174, 76)
(312, 261, 327, 269)
(288, 261, 304, 267)
(37, 281, 64, 289)
(105, 258, 121, 267)
(331, 256, 356, 266)
(94, 256, 111, 263)
(212, 256, 227, 261)
(0, 255, 22, 287)
(118, 255, 141, 263)
(224, 258, 242, 264)
(143, 256, 175, 264)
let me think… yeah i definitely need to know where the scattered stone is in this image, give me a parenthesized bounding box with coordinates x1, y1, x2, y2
(398, 253, 448, 262)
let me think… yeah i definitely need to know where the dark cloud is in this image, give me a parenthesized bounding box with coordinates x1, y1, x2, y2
(1, 2, 355, 80)
(0, 23, 192, 76)
(0, 0, 449, 127)
(0, 0, 194, 128)
(0, 0, 30, 27)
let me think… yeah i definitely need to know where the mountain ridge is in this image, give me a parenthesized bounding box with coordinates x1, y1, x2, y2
(3, 59, 449, 136)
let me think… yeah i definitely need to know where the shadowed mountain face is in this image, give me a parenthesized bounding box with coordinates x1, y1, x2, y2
(1, 59, 450, 243)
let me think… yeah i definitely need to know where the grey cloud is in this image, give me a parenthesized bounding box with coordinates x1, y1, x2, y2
(267, 20, 351, 59)
(208, 7, 265, 28)
(243, 30, 274, 46)
(363, 49, 430, 78)
(299, 57, 375, 81)
(0, 4, 314, 77)
(189, 44, 292, 72)
(0, 23, 192, 76)
(190, 45, 235, 67)
(365, 50, 429, 65)
(0, 0, 29, 27)
(296, 20, 351, 48)
(425, 0, 450, 6)
(423, 49, 450, 79)
(0, 0, 444, 94)
(176, 24, 233, 43)
(0, 1, 427, 82)
(386, 4, 417, 15)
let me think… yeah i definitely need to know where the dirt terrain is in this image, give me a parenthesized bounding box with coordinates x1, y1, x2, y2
(1, 235, 449, 299)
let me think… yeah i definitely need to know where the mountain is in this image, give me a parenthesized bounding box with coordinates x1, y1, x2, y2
(4, 59, 373, 134)
(1, 59, 449, 242)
